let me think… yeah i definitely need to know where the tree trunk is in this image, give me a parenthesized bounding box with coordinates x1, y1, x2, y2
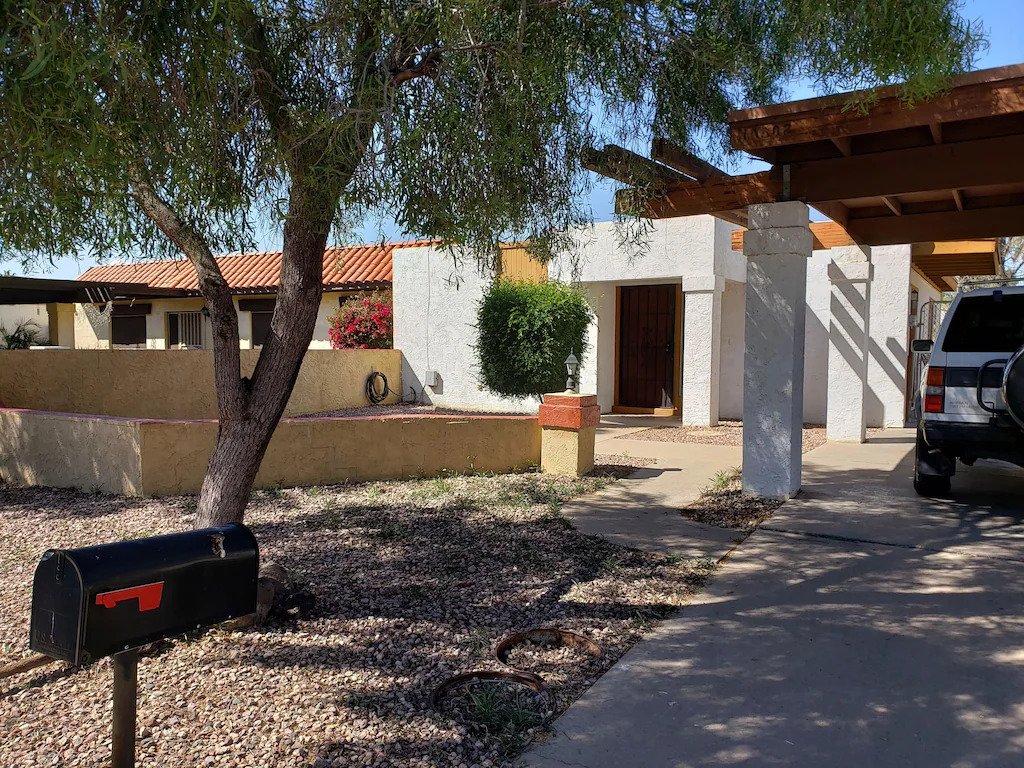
(194, 179, 337, 528)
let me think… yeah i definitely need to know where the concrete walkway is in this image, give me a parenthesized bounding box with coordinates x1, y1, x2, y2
(524, 431, 1024, 768)
(582, 420, 743, 560)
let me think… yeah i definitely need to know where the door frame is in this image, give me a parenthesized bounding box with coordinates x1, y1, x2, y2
(612, 283, 683, 417)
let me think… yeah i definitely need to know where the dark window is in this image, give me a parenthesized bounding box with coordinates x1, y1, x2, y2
(942, 294, 1024, 353)
(168, 313, 179, 346)
(251, 312, 273, 347)
(111, 315, 147, 346)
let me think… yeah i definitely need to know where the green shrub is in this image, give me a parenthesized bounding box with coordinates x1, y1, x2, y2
(0, 320, 43, 349)
(476, 279, 592, 399)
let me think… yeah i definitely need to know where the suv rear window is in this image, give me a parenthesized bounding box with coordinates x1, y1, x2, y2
(942, 294, 1024, 353)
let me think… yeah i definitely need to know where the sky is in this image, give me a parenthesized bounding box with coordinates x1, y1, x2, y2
(3, 0, 1022, 281)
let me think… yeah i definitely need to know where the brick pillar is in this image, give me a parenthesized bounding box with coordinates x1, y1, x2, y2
(538, 393, 600, 476)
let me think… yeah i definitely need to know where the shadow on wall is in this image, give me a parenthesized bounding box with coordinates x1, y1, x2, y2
(0, 409, 543, 497)
(0, 410, 143, 495)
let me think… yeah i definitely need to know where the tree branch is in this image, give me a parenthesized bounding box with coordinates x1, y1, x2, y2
(230, 2, 295, 165)
(127, 163, 247, 420)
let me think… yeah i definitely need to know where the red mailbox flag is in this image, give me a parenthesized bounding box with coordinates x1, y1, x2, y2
(95, 582, 164, 612)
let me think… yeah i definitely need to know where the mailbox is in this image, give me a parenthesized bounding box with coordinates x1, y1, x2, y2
(30, 523, 259, 666)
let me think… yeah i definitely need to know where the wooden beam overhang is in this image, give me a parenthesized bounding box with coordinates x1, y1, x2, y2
(729, 64, 1024, 158)
(595, 65, 1024, 246)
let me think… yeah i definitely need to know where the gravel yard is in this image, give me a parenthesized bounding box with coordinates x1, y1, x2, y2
(630, 420, 829, 453)
(680, 468, 784, 532)
(0, 470, 708, 768)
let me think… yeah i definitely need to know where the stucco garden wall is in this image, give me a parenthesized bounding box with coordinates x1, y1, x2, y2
(0, 409, 144, 495)
(0, 408, 540, 496)
(0, 348, 401, 419)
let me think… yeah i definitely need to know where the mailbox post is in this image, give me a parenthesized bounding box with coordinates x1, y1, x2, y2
(29, 523, 259, 768)
(112, 649, 139, 768)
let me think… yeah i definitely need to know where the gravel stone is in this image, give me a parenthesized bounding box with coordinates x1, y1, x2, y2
(1, 471, 706, 767)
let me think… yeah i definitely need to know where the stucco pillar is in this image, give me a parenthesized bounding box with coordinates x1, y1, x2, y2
(46, 303, 76, 348)
(681, 276, 724, 426)
(826, 245, 873, 442)
(741, 202, 812, 498)
(538, 393, 599, 476)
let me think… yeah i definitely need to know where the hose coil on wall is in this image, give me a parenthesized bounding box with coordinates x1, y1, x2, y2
(366, 371, 390, 405)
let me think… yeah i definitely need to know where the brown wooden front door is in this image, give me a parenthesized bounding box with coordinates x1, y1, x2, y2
(617, 284, 678, 409)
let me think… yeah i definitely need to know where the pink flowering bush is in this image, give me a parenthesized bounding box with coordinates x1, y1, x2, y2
(328, 290, 393, 349)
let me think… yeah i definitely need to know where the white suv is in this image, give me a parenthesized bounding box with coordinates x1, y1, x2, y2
(914, 285, 1024, 496)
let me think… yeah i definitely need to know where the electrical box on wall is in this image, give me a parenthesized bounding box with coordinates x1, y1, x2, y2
(424, 370, 439, 388)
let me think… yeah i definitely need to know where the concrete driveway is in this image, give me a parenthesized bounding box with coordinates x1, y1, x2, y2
(522, 431, 1024, 768)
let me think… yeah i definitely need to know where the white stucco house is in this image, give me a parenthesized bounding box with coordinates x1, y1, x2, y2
(393, 216, 997, 429)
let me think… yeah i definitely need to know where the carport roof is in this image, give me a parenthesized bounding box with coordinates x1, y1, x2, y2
(728, 221, 1000, 292)
(0, 275, 187, 305)
(604, 64, 1024, 246)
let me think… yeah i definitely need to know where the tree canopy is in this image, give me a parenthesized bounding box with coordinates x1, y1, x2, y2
(0, 0, 985, 524)
(1, 1, 983, 267)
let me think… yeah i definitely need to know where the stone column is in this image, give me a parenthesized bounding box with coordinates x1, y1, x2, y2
(538, 393, 600, 476)
(680, 276, 724, 426)
(826, 245, 873, 442)
(742, 202, 812, 498)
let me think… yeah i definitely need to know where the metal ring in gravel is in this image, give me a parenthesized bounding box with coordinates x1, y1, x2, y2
(430, 669, 549, 710)
(494, 628, 603, 672)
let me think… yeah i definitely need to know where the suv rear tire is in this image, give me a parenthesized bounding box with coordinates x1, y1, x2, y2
(914, 432, 951, 497)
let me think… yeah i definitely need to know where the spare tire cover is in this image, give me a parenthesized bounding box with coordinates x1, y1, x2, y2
(1002, 345, 1024, 428)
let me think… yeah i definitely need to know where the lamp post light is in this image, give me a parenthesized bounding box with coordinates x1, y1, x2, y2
(564, 351, 580, 393)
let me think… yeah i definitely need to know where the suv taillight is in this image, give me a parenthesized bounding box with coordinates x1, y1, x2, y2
(925, 366, 945, 413)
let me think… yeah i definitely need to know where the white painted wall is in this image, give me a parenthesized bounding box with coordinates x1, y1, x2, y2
(580, 283, 617, 413)
(866, 245, 913, 427)
(717, 243, 915, 428)
(392, 217, 920, 429)
(0, 304, 47, 342)
(549, 216, 719, 283)
(719, 280, 746, 420)
(392, 245, 537, 412)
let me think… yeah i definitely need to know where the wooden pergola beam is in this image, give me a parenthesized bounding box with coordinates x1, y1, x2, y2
(618, 171, 779, 218)
(650, 138, 727, 182)
(729, 64, 1024, 154)
(911, 240, 998, 256)
(582, 144, 689, 187)
(786, 133, 1024, 202)
(847, 203, 1024, 245)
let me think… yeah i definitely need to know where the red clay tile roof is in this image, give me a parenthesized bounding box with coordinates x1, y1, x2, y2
(77, 241, 434, 294)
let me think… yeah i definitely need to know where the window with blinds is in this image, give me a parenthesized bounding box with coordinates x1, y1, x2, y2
(167, 311, 205, 348)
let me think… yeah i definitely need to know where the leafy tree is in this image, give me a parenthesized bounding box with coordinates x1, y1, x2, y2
(477, 279, 591, 398)
(0, 1, 981, 525)
(1000, 237, 1024, 279)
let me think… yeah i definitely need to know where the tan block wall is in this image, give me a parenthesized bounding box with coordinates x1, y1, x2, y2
(0, 409, 540, 496)
(139, 415, 541, 495)
(0, 409, 144, 495)
(0, 348, 401, 419)
(540, 425, 596, 476)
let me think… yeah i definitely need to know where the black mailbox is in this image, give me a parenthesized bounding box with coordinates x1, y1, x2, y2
(30, 524, 259, 666)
